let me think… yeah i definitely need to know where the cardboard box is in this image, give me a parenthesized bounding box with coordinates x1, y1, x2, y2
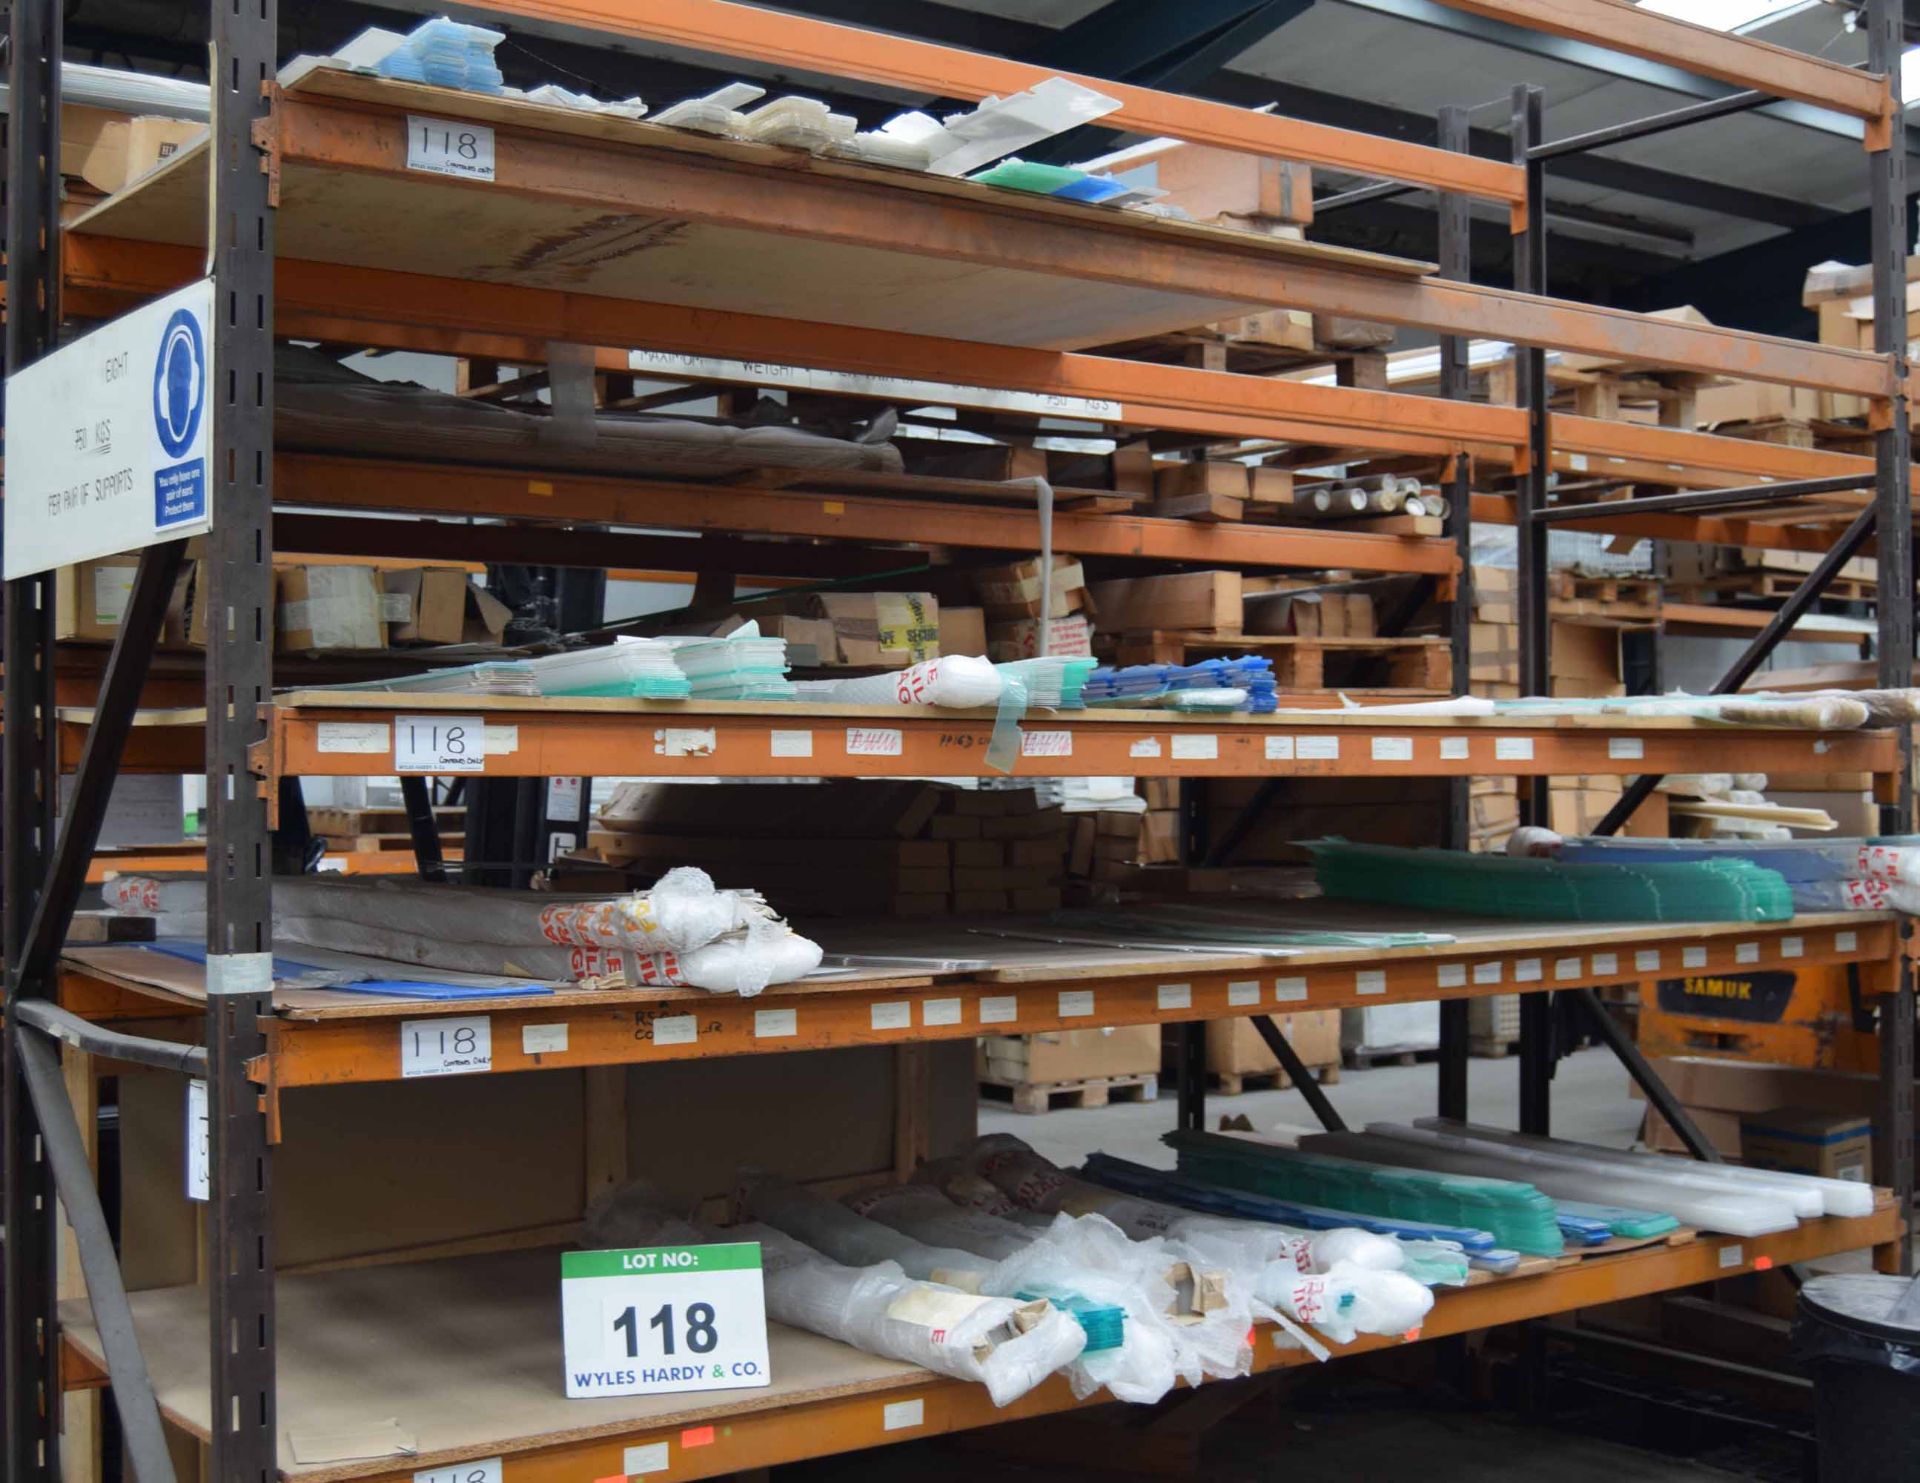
(938, 605, 987, 659)
(1110, 439, 1156, 496)
(974, 557, 1087, 620)
(1247, 466, 1294, 506)
(987, 614, 1093, 662)
(277, 565, 387, 652)
(1087, 138, 1312, 228)
(978, 1024, 1161, 1085)
(382, 566, 470, 646)
(1635, 1056, 1895, 1176)
(63, 106, 206, 196)
(761, 614, 839, 667)
(1086, 571, 1241, 634)
(1205, 1009, 1339, 1078)
(1740, 1107, 1872, 1183)
(55, 557, 140, 641)
(805, 592, 940, 666)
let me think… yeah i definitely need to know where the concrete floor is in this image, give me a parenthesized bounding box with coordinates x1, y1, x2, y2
(980, 1043, 1644, 1168)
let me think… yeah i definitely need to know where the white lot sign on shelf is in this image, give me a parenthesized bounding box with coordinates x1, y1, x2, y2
(5, 279, 214, 578)
(561, 1243, 771, 1400)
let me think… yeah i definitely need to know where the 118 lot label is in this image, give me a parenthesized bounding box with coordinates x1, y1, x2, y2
(561, 1244, 770, 1399)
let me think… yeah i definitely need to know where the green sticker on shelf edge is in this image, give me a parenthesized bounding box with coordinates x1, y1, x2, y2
(561, 1243, 770, 1400)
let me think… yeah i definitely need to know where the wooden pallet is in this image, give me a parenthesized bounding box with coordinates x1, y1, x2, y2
(978, 1072, 1159, 1115)
(1670, 571, 1877, 604)
(1207, 1062, 1341, 1096)
(1342, 1045, 1439, 1071)
(1547, 572, 1659, 607)
(1110, 630, 1452, 693)
(306, 805, 465, 836)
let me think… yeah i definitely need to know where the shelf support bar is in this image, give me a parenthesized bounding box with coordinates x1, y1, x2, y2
(1247, 1016, 1347, 1132)
(1512, 83, 1554, 1137)
(205, 0, 281, 1476)
(13, 1026, 179, 1483)
(1591, 501, 1877, 838)
(1571, 988, 1722, 1163)
(400, 775, 451, 883)
(1175, 1021, 1207, 1132)
(5, 0, 68, 1473)
(1436, 100, 1474, 1125)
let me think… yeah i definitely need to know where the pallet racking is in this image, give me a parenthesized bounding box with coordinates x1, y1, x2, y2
(3, 2, 1915, 1481)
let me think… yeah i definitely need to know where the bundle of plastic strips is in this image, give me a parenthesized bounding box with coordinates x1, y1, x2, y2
(1312, 1126, 1798, 1237)
(1079, 1152, 1477, 1284)
(1516, 833, 1920, 915)
(1084, 657, 1276, 712)
(522, 639, 690, 698)
(845, 1183, 1255, 1401)
(1303, 839, 1792, 922)
(1168, 1129, 1566, 1257)
(660, 625, 795, 700)
(272, 869, 822, 995)
(1412, 1118, 1875, 1219)
(939, 1136, 1436, 1344)
(583, 1186, 1084, 1406)
(372, 16, 505, 92)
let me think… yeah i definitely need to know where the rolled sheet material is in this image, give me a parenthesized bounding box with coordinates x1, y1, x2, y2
(582, 1189, 1083, 1407)
(1412, 1118, 1874, 1220)
(1306, 1126, 1800, 1237)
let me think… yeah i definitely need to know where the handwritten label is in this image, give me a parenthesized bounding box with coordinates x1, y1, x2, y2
(656, 727, 716, 758)
(870, 1002, 911, 1031)
(1514, 958, 1542, 983)
(1591, 953, 1619, 976)
(1437, 964, 1467, 989)
(922, 998, 963, 1027)
(653, 1015, 698, 1047)
(1608, 737, 1645, 760)
(1735, 942, 1761, 965)
(317, 721, 389, 754)
(1156, 983, 1192, 1011)
(1635, 949, 1661, 972)
(770, 729, 813, 758)
(1297, 736, 1340, 761)
(401, 1015, 492, 1077)
(1021, 730, 1072, 758)
(979, 995, 1018, 1024)
(1265, 735, 1295, 760)
(1494, 736, 1535, 761)
(1440, 737, 1470, 760)
(1473, 962, 1502, 985)
(1059, 989, 1095, 1018)
(1781, 936, 1804, 959)
(847, 727, 903, 757)
(1355, 970, 1386, 996)
(1228, 980, 1261, 1007)
(1554, 957, 1582, 981)
(1371, 736, 1414, 762)
(1171, 734, 1218, 760)
(522, 1024, 568, 1055)
(1129, 737, 1163, 758)
(1682, 946, 1708, 969)
(882, 1399, 925, 1432)
(1275, 977, 1308, 1002)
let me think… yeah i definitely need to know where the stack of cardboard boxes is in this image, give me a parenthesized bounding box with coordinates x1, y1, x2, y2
(973, 556, 1094, 661)
(56, 555, 511, 653)
(582, 780, 1069, 918)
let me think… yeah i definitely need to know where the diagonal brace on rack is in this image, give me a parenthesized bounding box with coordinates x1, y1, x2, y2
(14, 540, 187, 994)
(1248, 1016, 1348, 1132)
(12, 1025, 178, 1483)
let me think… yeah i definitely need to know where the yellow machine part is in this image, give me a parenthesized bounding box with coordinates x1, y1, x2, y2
(1635, 961, 1878, 1072)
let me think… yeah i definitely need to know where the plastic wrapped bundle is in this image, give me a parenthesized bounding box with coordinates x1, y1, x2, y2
(1082, 1151, 1489, 1275)
(845, 1183, 1043, 1262)
(101, 876, 208, 938)
(273, 869, 822, 995)
(661, 626, 795, 700)
(1168, 1129, 1566, 1256)
(944, 1137, 1436, 1343)
(1305, 839, 1793, 922)
(1314, 1126, 1798, 1237)
(374, 16, 505, 93)
(339, 661, 538, 696)
(583, 1188, 1084, 1406)
(998, 656, 1095, 709)
(523, 640, 690, 699)
(741, 1172, 993, 1288)
(1523, 833, 1920, 915)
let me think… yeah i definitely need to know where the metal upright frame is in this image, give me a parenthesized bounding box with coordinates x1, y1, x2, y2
(4, 2, 1919, 1478)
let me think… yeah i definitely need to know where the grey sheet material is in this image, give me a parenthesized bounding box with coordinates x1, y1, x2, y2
(274, 345, 903, 477)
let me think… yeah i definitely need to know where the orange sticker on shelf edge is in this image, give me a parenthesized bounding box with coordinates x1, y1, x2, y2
(681, 1426, 716, 1448)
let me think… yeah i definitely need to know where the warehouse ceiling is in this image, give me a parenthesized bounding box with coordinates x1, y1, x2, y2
(48, 0, 1920, 335)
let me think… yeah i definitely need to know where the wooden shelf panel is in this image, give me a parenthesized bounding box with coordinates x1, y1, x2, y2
(58, 1207, 1902, 1483)
(61, 912, 1891, 1090)
(69, 69, 1886, 398)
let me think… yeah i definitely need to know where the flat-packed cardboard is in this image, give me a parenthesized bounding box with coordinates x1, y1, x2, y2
(761, 614, 839, 667)
(1550, 621, 1622, 698)
(978, 1023, 1160, 1085)
(1086, 571, 1241, 634)
(1740, 1107, 1872, 1182)
(938, 605, 987, 659)
(55, 557, 140, 641)
(383, 567, 470, 646)
(463, 582, 513, 645)
(1205, 1010, 1339, 1077)
(277, 565, 387, 652)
